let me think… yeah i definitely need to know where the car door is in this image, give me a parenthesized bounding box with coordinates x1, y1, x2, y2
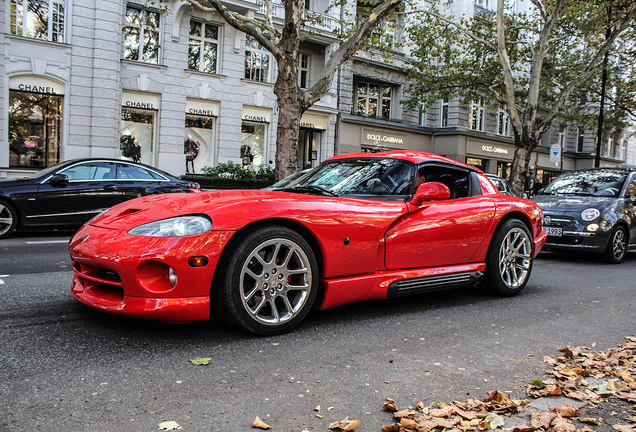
(36, 161, 123, 225)
(384, 167, 496, 269)
(624, 174, 636, 246)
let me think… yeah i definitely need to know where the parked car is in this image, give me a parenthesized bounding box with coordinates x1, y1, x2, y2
(0, 158, 201, 239)
(485, 174, 514, 196)
(532, 168, 636, 263)
(69, 151, 546, 335)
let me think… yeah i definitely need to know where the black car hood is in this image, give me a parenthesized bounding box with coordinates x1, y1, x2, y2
(532, 195, 615, 212)
(0, 177, 36, 187)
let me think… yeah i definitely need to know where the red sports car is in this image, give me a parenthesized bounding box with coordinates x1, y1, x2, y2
(69, 151, 546, 335)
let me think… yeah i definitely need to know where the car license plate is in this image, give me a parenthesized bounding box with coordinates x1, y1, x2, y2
(544, 227, 562, 237)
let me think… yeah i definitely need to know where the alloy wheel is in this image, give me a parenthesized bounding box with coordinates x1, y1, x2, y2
(498, 227, 532, 289)
(239, 238, 312, 326)
(611, 228, 626, 261)
(0, 203, 15, 236)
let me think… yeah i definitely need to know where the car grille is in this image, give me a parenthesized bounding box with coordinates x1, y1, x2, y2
(72, 260, 124, 295)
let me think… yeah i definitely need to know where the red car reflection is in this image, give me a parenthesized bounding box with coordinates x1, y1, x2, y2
(69, 151, 546, 335)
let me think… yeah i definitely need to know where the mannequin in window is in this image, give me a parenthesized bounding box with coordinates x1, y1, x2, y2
(184, 135, 200, 173)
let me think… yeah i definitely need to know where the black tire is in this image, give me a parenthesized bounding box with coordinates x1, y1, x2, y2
(603, 225, 627, 264)
(215, 225, 319, 335)
(484, 219, 533, 297)
(0, 201, 18, 239)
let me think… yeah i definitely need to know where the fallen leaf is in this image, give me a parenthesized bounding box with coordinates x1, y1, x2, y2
(343, 418, 360, 431)
(252, 416, 272, 430)
(580, 418, 601, 426)
(613, 425, 636, 432)
(551, 415, 576, 432)
(400, 417, 416, 429)
(484, 412, 505, 429)
(157, 420, 181, 430)
(383, 398, 398, 412)
(552, 404, 580, 418)
(381, 424, 400, 432)
(329, 417, 359, 431)
(189, 358, 211, 366)
(315, 405, 321, 411)
(393, 409, 416, 418)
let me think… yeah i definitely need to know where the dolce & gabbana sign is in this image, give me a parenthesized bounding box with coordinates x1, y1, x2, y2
(481, 145, 509, 154)
(362, 128, 408, 149)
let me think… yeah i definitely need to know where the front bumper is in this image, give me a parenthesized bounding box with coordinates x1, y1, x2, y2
(69, 223, 234, 322)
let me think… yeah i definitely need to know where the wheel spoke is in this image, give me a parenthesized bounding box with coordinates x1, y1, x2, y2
(0, 217, 12, 225)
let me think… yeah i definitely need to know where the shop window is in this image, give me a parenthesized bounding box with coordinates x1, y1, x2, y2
(188, 20, 218, 74)
(355, 81, 393, 119)
(440, 98, 449, 127)
(245, 35, 270, 82)
(497, 106, 509, 136)
(470, 99, 484, 131)
(120, 107, 155, 165)
(185, 115, 215, 174)
(497, 161, 511, 180)
(241, 120, 267, 166)
(299, 54, 310, 89)
(8, 90, 62, 168)
(123, 5, 160, 64)
(466, 157, 485, 171)
(10, 0, 66, 42)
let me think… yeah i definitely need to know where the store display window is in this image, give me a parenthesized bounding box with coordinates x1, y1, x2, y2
(185, 115, 215, 173)
(120, 107, 155, 165)
(240, 120, 267, 167)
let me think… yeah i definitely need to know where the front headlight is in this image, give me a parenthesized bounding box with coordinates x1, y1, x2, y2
(128, 215, 212, 237)
(581, 208, 600, 221)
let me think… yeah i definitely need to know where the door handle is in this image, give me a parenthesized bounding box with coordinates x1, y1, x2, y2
(103, 184, 118, 191)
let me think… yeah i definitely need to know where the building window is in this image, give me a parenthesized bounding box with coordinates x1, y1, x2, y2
(466, 157, 485, 171)
(10, 0, 66, 42)
(355, 81, 393, 119)
(120, 107, 155, 165)
(299, 54, 310, 89)
(497, 106, 509, 136)
(371, 19, 397, 50)
(419, 104, 426, 127)
(606, 136, 614, 158)
(576, 127, 585, 152)
(123, 5, 160, 64)
(8, 89, 62, 168)
(245, 35, 270, 82)
(440, 98, 449, 127)
(470, 99, 484, 131)
(188, 20, 218, 74)
(241, 120, 267, 166)
(559, 125, 567, 151)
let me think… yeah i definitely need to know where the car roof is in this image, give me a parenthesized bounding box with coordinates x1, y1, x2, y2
(325, 150, 480, 171)
(55, 158, 180, 179)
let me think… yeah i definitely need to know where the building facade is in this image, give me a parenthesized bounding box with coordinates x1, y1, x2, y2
(1, 0, 634, 183)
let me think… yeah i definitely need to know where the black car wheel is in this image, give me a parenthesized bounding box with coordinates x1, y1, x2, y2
(603, 225, 627, 264)
(216, 226, 319, 335)
(0, 201, 18, 239)
(484, 219, 533, 296)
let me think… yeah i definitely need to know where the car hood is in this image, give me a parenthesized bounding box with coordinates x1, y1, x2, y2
(532, 195, 615, 213)
(0, 177, 36, 187)
(90, 189, 409, 231)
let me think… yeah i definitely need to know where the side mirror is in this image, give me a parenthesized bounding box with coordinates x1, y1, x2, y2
(50, 174, 69, 187)
(411, 182, 450, 205)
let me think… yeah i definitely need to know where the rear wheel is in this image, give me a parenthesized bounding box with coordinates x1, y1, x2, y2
(0, 202, 17, 239)
(216, 226, 319, 335)
(603, 225, 627, 264)
(484, 219, 533, 296)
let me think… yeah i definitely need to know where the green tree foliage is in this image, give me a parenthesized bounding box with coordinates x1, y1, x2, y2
(405, 0, 636, 195)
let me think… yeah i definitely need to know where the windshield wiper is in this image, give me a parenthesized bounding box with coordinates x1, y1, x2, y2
(284, 185, 338, 197)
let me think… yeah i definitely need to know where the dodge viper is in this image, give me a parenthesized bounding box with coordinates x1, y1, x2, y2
(69, 151, 546, 335)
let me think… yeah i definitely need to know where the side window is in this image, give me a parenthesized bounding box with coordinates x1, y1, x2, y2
(117, 163, 157, 180)
(60, 162, 116, 181)
(419, 166, 471, 199)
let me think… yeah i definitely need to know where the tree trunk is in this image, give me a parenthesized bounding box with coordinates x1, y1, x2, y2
(509, 131, 536, 197)
(273, 73, 303, 181)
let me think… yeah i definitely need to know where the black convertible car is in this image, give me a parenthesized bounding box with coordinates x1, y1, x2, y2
(0, 159, 200, 239)
(532, 168, 636, 263)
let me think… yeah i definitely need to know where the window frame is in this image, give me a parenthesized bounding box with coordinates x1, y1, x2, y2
(576, 127, 585, 153)
(469, 99, 485, 131)
(9, 0, 67, 43)
(123, 3, 162, 65)
(244, 34, 270, 82)
(440, 98, 449, 127)
(354, 80, 394, 119)
(187, 19, 220, 74)
(496, 106, 509, 136)
(298, 53, 310, 89)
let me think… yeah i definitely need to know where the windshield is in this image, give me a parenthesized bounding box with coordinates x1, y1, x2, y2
(275, 158, 415, 196)
(541, 170, 628, 198)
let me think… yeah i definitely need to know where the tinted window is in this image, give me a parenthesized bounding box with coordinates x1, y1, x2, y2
(117, 164, 162, 180)
(420, 165, 471, 199)
(60, 162, 117, 181)
(542, 170, 628, 198)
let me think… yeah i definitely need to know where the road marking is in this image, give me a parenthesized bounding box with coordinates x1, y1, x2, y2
(25, 240, 70, 245)
(0, 275, 6, 285)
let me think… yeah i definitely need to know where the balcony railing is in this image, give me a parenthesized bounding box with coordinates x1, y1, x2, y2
(256, 1, 340, 33)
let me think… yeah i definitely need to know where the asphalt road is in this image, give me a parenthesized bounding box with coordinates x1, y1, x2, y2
(1, 232, 635, 431)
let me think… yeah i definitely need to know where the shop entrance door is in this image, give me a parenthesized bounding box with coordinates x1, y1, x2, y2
(299, 129, 320, 169)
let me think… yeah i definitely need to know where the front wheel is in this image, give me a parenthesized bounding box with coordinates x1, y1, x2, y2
(216, 226, 319, 335)
(0, 201, 18, 239)
(484, 219, 533, 297)
(603, 225, 627, 264)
